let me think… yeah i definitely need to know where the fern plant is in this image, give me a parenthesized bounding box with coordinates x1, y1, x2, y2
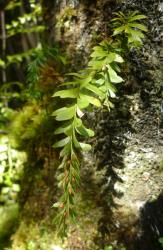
(52, 39, 124, 236)
(51, 11, 147, 237)
(27, 45, 65, 99)
(111, 11, 147, 48)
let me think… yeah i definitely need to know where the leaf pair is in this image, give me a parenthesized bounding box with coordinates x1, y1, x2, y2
(112, 11, 147, 47)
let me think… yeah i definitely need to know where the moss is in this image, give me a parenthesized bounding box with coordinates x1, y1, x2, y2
(10, 101, 56, 151)
(8, 221, 61, 250)
(56, 6, 77, 29)
(0, 204, 19, 248)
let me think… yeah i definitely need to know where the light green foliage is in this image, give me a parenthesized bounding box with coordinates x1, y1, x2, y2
(0, 59, 5, 67)
(0, 102, 14, 129)
(52, 11, 147, 237)
(5, 0, 21, 11)
(6, 48, 40, 66)
(0, 81, 25, 134)
(10, 103, 47, 147)
(0, 0, 45, 71)
(159, 238, 163, 248)
(112, 11, 147, 48)
(0, 136, 26, 204)
(104, 246, 114, 250)
(0, 204, 19, 243)
(3, 221, 62, 250)
(6, 2, 44, 37)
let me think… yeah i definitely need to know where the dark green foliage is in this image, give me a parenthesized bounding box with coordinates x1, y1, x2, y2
(27, 45, 66, 99)
(159, 238, 163, 248)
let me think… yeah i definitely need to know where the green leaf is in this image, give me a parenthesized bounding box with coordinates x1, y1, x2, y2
(73, 133, 80, 148)
(159, 237, 163, 246)
(60, 81, 79, 86)
(52, 105, 76, 121)
(104, 246, 113, 250)
(84, 83, 103, 97)
(114, 54, 124, 63)
(53, 137, 70, 148)
(107, 81, 117, 93)
(77, 97, 90, 109)
(66, 72, 85, 78)
(54, 124, 71, 135)
(106, 53, 116, 63)
(129, 14, 147, 22)
(79, 142, 92, 151)
(76, 107, 84, 118)
(129, 11, 139, 17)
(90, 49, 108, 58)
(52, 88, 79, 98)
(129, 22, 148, 31)
(76, 123, 94, 137)
(114, 11, 125, 18)
(88, 59, 104, 70)
(60, 143, 71, 157)
(108, 89, 116, 98)
(127, 28, 144, 38)
(107, 65, 123, 83)
(74, 117, 82, 127)
(113, 25, 125, 36)
(79, 75, 92, 88)
(80, 93, 101, 107)
(0, 59, 5, 67)
(96, 78, 105, 85)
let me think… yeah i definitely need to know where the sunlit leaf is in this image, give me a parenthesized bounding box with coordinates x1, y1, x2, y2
(52, 88, 79, 98)
(129, 14, 147, 22)
(77, 97, 90, 109)
(88, 59, 104, 70)
(80, 93, 101, 107)
(107, 65, 123, 83)
(84, 83, 103, 97)
(79, 142, 92, 151)
(52, 105, 76, 121)
(129, 23, 148, 31)
(113, 25, 125, 36)
(114, 54, 124, 63)
(90, 49, 108, 58)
